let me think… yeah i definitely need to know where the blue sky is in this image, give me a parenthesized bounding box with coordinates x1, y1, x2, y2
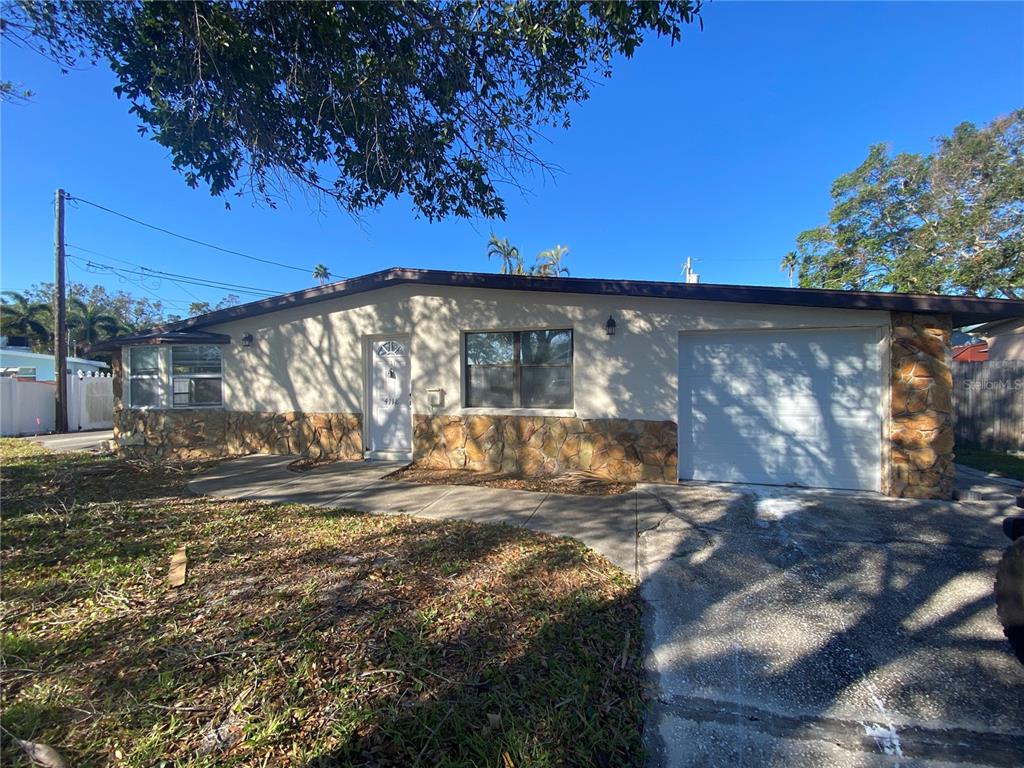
(2, 2, 1022, 315)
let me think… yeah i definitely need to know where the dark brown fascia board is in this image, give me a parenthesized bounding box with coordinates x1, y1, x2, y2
(87, 330, 231, 354)
(97, 267, 1024, 347)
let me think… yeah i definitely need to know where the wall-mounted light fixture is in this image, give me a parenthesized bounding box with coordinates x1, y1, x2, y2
(240, 333, 253, 347)
(604, 315, 617, 336)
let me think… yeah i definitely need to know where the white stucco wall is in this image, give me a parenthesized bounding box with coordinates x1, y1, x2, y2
(200, 284, 890, 422)
(983, 319, 1024, 361)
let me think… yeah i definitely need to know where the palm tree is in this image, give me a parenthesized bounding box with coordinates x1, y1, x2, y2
(533, 245, 570, 277)
(67, 297, 121, 355)
(313, 264, 332, 286)
(780, 252, 799, 287)
(487, 235, 525, 275)
(0, 291, 52, 350)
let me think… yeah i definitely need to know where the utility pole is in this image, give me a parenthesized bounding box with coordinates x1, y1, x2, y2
(54, 188, 69, 433)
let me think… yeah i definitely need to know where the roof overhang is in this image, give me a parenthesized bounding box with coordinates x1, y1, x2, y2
(93, 267, 1024, 349)
(87, 329, 231, 354)
(969, 316, 1024, 337)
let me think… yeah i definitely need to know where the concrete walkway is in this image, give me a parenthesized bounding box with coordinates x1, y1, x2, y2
(954, 462, 1023, 504)
(188, 454, 673, 576)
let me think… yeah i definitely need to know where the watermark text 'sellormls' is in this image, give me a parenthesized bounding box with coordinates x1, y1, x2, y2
(961, 379, 1024, 392)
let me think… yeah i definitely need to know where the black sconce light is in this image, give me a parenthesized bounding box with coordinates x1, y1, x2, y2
(240, 333, 253, 347)
(604, 315, 617, 336)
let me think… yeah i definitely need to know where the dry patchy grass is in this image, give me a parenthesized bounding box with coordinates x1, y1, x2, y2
(0, 440, 645, 767)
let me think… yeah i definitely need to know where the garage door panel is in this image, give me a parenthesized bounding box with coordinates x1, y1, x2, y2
(679, 328, 882, 491)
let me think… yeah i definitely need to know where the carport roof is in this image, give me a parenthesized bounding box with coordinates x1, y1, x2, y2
(90, 267, 1023, 350)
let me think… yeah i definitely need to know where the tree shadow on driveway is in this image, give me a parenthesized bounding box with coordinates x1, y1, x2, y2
(639, 482, 1024, 766)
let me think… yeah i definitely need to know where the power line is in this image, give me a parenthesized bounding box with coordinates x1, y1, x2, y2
(65, 243, 206, 303)
(66, 250, 207, 310)
(64, 253, 277, 297)
(65, 257, 270, 318)
(67, 256, 195, 312)
(141, 266, 276, 296)
(63, 193, 318, 274)
(65, 243, 278, 295)
(67, 258, 193, 310)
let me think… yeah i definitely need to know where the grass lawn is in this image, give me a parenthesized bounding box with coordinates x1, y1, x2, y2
(956, 447, 1024, 482)
(0, 440, 644, 767)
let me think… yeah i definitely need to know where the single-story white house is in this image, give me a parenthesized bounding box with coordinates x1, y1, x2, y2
(0, 339, 110, 380)
(92, 268, 1024, 499)
(969, 317, 1024, 361)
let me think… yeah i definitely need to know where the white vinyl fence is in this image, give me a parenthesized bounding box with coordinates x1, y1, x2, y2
(68, 372, 115, 432)
(0, 372, 113, 437)
(0, 378, 56, 436)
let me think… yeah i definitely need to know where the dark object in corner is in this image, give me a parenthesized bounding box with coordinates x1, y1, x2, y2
(996, 516, 1024, 664)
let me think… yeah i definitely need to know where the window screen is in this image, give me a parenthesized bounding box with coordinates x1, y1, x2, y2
(171, 345, 223, 407)
(126, 345, 223, 408)
(129, 346, 162, 408)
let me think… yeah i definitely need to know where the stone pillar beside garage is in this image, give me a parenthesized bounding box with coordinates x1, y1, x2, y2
(884, 312, 956, 499)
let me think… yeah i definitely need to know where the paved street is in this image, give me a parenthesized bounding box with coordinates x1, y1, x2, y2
(29, 429, 113, 453)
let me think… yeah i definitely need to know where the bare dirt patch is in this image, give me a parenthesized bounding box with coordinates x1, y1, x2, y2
(384, 463, 635, 496)
(287, 456, 336, 472)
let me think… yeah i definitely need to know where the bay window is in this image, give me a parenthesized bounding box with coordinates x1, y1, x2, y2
(127, 345, 223, 409)
(464, 329, 573, 409)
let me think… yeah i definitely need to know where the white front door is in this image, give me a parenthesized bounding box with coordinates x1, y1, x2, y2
(677, 327, 883, 491)
(369, 338, 411, 457)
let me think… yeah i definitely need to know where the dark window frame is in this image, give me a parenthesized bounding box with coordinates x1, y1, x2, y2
(463, 329, 574, 409)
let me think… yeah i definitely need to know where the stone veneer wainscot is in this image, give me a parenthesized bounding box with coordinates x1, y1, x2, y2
(413, 414, 678, 482)
(113, 407, 363, 461)
(110, 351, 363, 461)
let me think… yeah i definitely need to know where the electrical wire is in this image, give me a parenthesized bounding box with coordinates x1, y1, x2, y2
(66, 251, 190, 311)
(65, 256, 258, 318)
(64, 253, 277, 297)
(63, 193, 318, 274)
(65, 244, 207, 303)
(67, 256, 194, 312)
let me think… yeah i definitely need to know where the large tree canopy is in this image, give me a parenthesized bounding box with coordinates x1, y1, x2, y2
(3, 1, 701, 219)
(788, 110, 1024, 298)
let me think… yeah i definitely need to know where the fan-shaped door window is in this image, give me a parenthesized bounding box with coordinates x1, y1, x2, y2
(376, 340, 406, 357)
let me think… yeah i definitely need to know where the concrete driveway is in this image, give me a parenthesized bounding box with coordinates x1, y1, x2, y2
(640, 483, 1024, 767)
(190, 457, 1024, 767)
(29, 429, 113, 453)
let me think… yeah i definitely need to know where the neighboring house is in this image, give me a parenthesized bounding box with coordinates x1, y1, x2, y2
(952, 342, 989, 362)
(92, 268, 1024, 500)
(0, 338, 109, 380)
(969, 317, 1024, 361)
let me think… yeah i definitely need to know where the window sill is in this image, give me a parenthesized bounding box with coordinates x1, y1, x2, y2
(127, 405, 225, 411)
(458, 407, 577, 418)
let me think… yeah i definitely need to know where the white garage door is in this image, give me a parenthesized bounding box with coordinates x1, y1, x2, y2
(678, 327, 883, 491)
